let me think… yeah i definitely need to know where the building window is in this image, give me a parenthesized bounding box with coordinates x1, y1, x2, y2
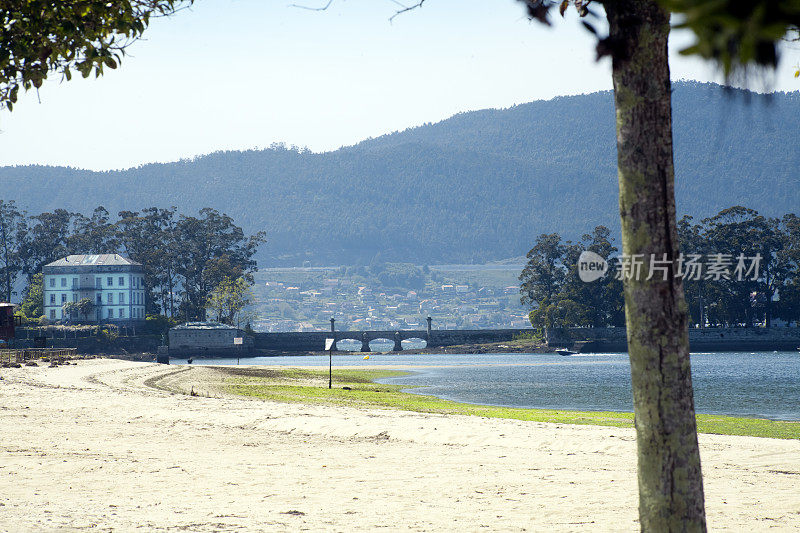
(106, 277, 112, 286)
(50, 294, 55, 304)
(119, 276, 125, 286)
(61, 294, 67, 304)
(120, 309, 125, 318)
(73, 293, 78, 302)
(50, 309, 56, 319)
(96, 278, 101, 289)
(49, 277, 55, 288)
(60, 277, 66, 287)
(119, 292, 125, 304)
(108, 293, 114, 304)
(108, 308, 113, 318)
(97, 294, 102, 304)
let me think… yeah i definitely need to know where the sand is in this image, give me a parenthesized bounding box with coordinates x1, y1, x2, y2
(0, 359, 798, 532)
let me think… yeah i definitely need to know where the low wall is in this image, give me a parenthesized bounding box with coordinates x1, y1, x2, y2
(167, 345, 253, 358)
(9, 335, 161, 354)
(254, 331, 332, 352)
(547, 326, 800, 352)
(427, 328, 533, 347)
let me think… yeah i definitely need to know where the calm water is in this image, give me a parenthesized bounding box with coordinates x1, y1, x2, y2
(171, 351, 800, 421)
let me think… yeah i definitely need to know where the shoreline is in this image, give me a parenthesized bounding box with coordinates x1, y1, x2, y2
(1, 358, 799, 530)
(193, 363, 800, 439)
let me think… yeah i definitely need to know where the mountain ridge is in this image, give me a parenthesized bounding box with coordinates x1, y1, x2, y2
(2, 81, 798, 265)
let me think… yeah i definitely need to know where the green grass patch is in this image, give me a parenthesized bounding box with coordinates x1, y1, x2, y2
(223, 367, 800, 440)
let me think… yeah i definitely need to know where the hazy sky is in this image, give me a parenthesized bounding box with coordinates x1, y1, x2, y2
(2, 0, 798, 170)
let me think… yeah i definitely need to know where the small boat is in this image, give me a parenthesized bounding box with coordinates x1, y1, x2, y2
(556, 349, 577, 356)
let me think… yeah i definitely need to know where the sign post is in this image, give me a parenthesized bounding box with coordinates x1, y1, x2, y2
(324, 338, 335, 389)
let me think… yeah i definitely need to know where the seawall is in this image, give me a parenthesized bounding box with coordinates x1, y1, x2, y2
(547, 326, 800, 353)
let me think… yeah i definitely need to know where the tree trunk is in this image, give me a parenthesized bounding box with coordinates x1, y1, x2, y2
(764, 262, 772, 327)
(605, 1, 707, 530)
(0, 219, 11, 302)
(168, 266, 175, 318)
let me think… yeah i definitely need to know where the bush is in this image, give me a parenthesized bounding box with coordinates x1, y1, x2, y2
(143, 314, 177, 335)
(98, 325, 119, 342)
(513, 330, 544, 343)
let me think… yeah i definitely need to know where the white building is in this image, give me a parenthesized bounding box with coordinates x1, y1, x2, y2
(42, 254, 146, 323)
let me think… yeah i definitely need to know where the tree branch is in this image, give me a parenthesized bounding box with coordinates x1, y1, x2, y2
(389, 0, 426, 23)
(289, 0, 333, 11)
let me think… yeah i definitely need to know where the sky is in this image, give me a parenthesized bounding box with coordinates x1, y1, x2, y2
(1, 0, 798, 170)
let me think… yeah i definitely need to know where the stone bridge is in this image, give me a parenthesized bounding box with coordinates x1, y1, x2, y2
(253, 320, 534, 352)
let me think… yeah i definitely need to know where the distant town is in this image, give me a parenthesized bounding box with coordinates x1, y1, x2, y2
(251, 265, 531, 332)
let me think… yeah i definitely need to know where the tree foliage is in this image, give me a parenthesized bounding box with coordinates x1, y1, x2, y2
(206, 276, 254, 326)
(0, 0, 192, 110)
(522, 208, 800, 328)
(520, 226, 624, 328)
(664, 0, 800, 78)
(19, 271, 42, 319)
(679, 207, 800, 327)
(0, 199, 26, 302)
(0, 203, 265, 322)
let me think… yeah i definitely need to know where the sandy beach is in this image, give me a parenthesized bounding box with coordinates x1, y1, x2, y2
(1, 359, 798, 531)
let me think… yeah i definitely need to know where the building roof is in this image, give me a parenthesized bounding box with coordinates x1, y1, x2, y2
(45, 254, 142, 267)
(171, 322, 238, 331)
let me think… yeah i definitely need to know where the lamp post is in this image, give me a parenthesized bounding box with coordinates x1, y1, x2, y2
(328, 317, 335, 389)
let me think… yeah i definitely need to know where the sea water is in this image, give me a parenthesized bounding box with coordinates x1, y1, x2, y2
(171, 351, 800, 421)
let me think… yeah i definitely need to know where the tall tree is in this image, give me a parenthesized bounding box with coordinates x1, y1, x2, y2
(19, 272, 43, 319)
(19, 209, 77, 280)
(69, 206, 119, 254)
(118, 207, 180, 316)
(0, 200, 27, 302)
(702, 207, 784, 327)
(514, 1, 800, 526)
(521, 226, 624, 328)
(603, 2, 706, 526)
(175, 208, 265, 321)
(206, 276, 254, 325)
(519, 233, 567, 308)
(559, 226, 625, 327)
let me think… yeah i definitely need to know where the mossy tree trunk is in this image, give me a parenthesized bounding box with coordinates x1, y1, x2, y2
(605, 1, 707, 530)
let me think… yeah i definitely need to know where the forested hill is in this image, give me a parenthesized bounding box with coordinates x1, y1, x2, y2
(2, 81, 798, 266)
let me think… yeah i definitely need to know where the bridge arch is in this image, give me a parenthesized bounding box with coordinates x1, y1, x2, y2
(368, 338, 395, 352)
(401, 337, 427, 350)
(334, 338, 361, 352)
(331, 330, 431, 352)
